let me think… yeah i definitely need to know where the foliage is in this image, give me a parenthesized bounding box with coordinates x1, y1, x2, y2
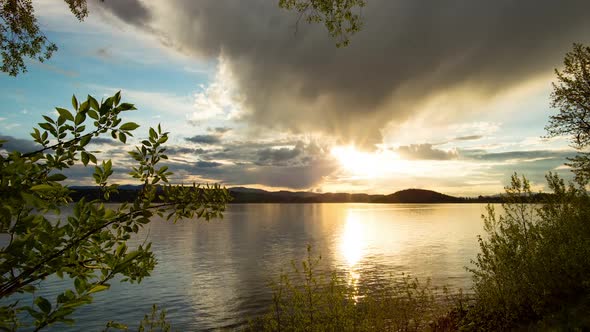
(442, 43, 590, 330)
(249, 245, 459, 332)
(0, 0, 91, 76)
(547, 43, 590, 185)
(104, 304, 172, 332)
(0, 92, 230, 330)
(463, 173, 590, 330)
(548, 43, 590, 148)
(279, 0, 366, 47)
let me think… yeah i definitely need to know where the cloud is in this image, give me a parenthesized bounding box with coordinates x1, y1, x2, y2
(207, 126, 231, 134)
(0, 135, 40, 153)
(91, 0, 151, 28)
(94, 86, 195, 117)
(165, 147, 207, 155)
(168, 158, 338, 189)
(197, 139, 329, 166)
(195, 160, 222, 168)
(257, 146, 302, 165)
(185, 134, 221, 145)
(455, 135, 483, 141)
(96, 0, 590, 147)
(463, 149, 575, 162)
(90, 137, 124, 146)
(188, 59, 243, 124)
(154, 138, 337, 188)
(395, 144, 458, 160)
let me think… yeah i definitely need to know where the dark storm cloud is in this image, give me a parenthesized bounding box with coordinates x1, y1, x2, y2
(155, 139, 336, 188)
(185, 135, 221, 145)
(395, 144, 458, 160)
(0, 135, 39, 153)
(97, 0, 590, 147)
(168, 159, 338, 189)
(257, 146, 302, 165)
(169, 139, 329, 167)
(91, 0, 151, 27)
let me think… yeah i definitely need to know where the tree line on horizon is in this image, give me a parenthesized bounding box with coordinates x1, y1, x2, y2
(68, 185, 526, 204)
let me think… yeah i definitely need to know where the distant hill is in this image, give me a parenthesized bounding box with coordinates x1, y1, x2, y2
(373, 189, 464, 203)
(68, 185, 511, 204)
(228, 187, 472, 204)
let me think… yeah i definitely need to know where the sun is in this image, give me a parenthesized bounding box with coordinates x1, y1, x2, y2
(330, 145, 403, 178)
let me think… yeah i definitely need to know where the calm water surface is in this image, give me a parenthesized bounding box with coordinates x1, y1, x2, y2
(36, 203, 489, 331)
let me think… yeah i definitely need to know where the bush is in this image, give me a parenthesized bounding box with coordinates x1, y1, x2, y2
(463, 173, 590, 330)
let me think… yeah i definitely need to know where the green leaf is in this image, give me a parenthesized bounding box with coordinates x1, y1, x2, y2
(119, 122, 140, 131)
(80, 135, 91, 147)
(88, 95, 99, 111)
(39, 123, 53, 131)
(47, 174, 67, 181)
(79, 100, 90, 113)
(88, 284, 110, 294)
(43, 115, 55, 124)
(74, 278, 84, 294)
(81, 151, 89, 166)
(87, 109, 99, 120)
(119, 132, 127, 143)
(75, 112, 86, 126)
(56, 108, 75, 122)
(114, 91, 121, 105)
(35, 296, 52, 314)
(31, 184, 54, 192)
(71, 95, 78, 110)
(119, 103, 136, 111)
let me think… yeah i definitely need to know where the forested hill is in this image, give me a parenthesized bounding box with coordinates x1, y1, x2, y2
(69, 186, 509, 203)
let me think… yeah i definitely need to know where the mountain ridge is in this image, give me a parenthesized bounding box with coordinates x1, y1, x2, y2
(69, 185, 505, 203)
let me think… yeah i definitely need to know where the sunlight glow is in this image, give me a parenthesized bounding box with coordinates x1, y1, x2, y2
(331, 145, 404, 178)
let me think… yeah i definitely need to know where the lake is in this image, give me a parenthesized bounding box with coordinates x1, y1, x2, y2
(38, 203, 489, 331)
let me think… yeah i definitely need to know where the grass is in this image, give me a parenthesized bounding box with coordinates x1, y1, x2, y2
(247, 245, 469, 332)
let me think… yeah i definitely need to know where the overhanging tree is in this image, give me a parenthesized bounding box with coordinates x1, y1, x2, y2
(0, 92, 230, 330)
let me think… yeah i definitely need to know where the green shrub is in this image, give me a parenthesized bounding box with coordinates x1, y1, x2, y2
(463, 173, 590, 330)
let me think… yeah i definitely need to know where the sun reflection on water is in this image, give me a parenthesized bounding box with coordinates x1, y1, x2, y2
(339, 209, 367, 299)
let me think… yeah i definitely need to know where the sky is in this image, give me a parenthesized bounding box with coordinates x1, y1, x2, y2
(1, 0, 590, 196)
